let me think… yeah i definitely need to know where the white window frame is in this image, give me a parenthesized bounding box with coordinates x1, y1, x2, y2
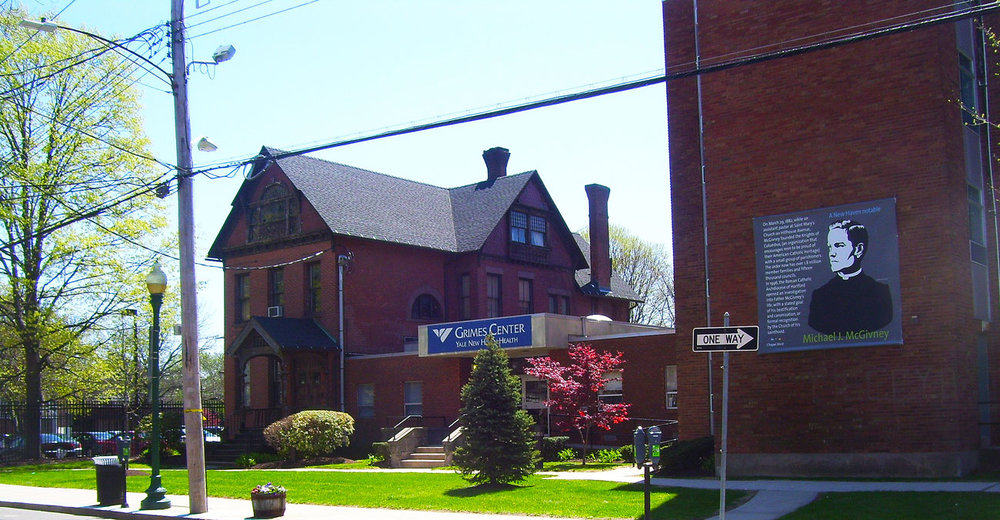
(598, 371, 623, 404)
(403, 381, 423, 417)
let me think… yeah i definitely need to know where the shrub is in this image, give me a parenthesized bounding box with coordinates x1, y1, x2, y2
(619, 443, 634, 464)
(655, 436, 714, 475)
(539, 436, 570, 461)
(557, 447, 577, 461)
(235, 452, 281, 468)
(369, 442, 389, 463)
(235, 453, 256, 468)
(264, 410, 355, 460)
(588, 448, 622, 464)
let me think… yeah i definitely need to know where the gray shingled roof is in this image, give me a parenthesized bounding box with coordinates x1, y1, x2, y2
(573, 234, 643, 302)
(268, 147, 534, 253)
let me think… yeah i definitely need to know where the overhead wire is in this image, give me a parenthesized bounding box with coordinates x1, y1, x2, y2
(209, 0, 1000, 168)
(186, 0, 319, 40)
(5, 0, 998, 250)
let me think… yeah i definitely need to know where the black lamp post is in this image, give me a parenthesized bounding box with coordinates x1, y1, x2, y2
(141, 261, 171, 510)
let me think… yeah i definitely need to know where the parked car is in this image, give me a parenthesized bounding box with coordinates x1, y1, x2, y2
(3, 434, 83, 459)
(73, 431, 116, 456)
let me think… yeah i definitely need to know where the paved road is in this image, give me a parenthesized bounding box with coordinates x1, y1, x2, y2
(0, 506, 107, 520)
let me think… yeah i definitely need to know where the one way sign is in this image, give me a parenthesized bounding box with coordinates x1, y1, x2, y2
(692, 326, 759, 352)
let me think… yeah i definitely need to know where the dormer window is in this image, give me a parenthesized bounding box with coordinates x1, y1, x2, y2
(511, 211, 528, 243)
(249, 183, 300, 242)
(509, 209, 550, 264)
(510, 211, 547, 246)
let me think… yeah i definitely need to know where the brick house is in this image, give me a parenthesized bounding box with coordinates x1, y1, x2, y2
(665, 1, 1000, 476)
(209, 146, 675, 448)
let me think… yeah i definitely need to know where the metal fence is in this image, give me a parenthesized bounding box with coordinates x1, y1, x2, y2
(0, 399, 225, 463)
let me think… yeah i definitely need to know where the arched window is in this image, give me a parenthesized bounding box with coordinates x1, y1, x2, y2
(248, 183, 300, 242)
(411, 294, 442, 320)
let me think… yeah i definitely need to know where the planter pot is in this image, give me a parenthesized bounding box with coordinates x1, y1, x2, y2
(251, 493, 286, 518)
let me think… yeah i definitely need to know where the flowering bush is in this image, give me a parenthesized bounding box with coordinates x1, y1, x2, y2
(251, 482, 286, 496)
(263, 410, 355, 460)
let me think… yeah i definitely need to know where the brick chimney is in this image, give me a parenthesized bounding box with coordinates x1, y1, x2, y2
(585, 184, 611, 293)
(483, 147, 510, 181)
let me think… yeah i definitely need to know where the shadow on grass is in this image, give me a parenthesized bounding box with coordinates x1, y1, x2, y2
(444, 482, 531, 498)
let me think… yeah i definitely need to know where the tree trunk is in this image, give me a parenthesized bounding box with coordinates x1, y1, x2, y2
(24, 341, 42, 459)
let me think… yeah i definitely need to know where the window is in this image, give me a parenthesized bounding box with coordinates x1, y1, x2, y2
(599, 371, 623, 404)
(665, 366, 678, 409)
(487, 274, 502, 317)
(357, 384, 375, 418)
(403, 381, 423, 416)
(548, 294, 570, 315)
(248, 183, 300, 241)
(460, 274, 471, 320)
(241, 363, 251, 407)
(959, 52, 979, 130)
(521, 376, 548, 409)
(529, 215, 547, 246)
(236, 274, 250, 322)
(306, 262, 322, 314)
(969, 185, 987, 265)
(411, 294, 442, 320)
(510, 211, 527, 243)
(518, 278, 533, 314)
(510, 211, 547, 247)
(268, 268, 284, 308)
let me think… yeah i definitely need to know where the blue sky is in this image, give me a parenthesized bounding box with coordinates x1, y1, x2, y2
(16, 1, 670, 344)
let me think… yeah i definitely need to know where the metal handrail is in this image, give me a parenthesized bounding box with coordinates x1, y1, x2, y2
(392, 415, 423, 429)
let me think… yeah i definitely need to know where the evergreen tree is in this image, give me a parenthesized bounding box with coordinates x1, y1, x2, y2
(454, 337, 537, 486)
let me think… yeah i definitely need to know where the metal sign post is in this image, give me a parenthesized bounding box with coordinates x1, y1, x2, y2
(692, 313, 758, 520)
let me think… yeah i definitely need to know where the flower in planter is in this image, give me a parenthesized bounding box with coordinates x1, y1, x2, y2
(251, 483, 286, 496)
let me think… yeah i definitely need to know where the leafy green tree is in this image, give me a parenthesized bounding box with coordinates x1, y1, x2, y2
(584, 224, 674, 326)
(453, 338, 537, 486)
(0, 9, 168, 456)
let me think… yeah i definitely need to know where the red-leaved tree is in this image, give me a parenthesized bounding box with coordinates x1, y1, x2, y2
(525, 343, 630, 463)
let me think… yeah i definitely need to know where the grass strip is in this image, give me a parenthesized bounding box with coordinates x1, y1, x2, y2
(781, 491, 1000, 520)
(0, 465, 738, 520)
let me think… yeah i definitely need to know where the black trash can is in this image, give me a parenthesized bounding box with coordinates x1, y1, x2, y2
(93, 456, 124, 506)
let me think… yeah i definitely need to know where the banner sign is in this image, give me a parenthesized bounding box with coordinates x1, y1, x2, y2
(425, 315, 534, 355)
(752, 198, 903, 353)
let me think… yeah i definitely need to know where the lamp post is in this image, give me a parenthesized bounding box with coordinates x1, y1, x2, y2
(141, 261, 170, 511)
(18, 13, 233, 513)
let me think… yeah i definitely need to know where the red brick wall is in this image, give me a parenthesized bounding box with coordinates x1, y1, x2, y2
(665, 0, 992, 459)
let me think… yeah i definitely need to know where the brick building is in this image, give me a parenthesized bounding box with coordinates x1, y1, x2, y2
(665, 1, 1000, 476)
(209, 146, 675, 449)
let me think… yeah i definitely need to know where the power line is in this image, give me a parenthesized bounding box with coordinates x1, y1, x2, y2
(219, 0, 1000, 167)
(187, 0, 319, 40)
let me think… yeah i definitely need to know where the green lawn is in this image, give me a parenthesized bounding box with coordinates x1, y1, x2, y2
(0, 462, 740, 520)
(780, 492, 1000, 520)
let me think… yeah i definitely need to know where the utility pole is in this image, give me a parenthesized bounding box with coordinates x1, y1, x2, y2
(169, 0, 207, 513)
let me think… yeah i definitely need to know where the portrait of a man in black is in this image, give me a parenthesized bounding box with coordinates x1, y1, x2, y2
(807, 219, 893, 335)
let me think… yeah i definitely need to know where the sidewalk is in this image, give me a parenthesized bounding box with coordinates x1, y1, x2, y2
(1, 468, 999, 520)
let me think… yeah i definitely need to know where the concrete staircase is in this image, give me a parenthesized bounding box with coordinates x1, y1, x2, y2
(400, 445, 448, 468)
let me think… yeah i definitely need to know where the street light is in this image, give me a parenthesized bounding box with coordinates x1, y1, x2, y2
(141, 261, 170, 511)
(19, 10, 230, 512)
